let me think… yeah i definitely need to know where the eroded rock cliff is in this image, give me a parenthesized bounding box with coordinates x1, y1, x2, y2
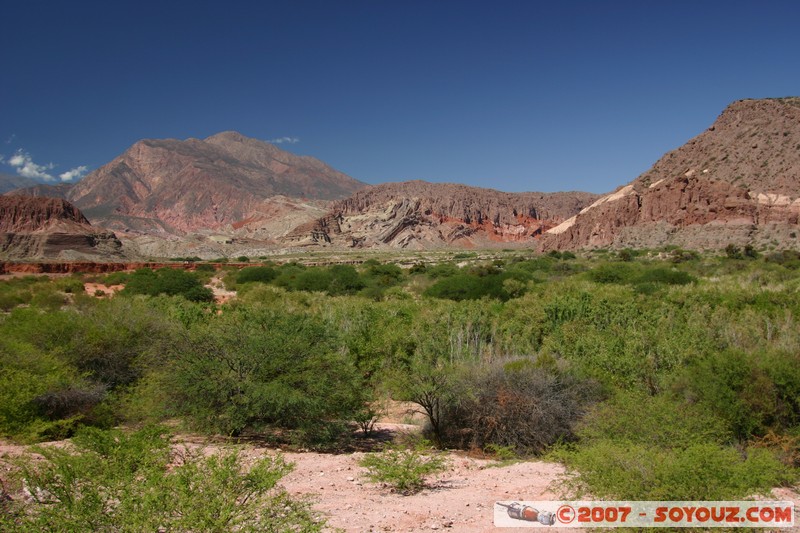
(0, 195, 122, 259)
(542, 98, 800, 250)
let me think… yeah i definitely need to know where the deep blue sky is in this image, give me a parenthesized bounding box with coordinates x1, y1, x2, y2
(1, 1, 798, 193)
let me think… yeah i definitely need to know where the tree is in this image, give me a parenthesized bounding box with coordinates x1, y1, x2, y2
(167, 306, 367, 442)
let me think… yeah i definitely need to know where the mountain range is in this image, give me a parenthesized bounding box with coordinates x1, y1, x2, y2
(3, 97, 800, 259)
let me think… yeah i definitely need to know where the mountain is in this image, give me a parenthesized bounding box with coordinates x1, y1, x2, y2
(0, 195, 122, 259)
(542, 97, 800, 251)
(0, 173, 39, 194)
(66, 131, 367, 234)
(286, 181, 598, 249)
(7, 183, 73, 199)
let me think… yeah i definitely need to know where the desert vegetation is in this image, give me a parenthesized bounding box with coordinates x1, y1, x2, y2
(1, 249, 799, 527)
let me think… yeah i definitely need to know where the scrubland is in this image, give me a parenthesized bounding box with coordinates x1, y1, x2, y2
(1, 247, 798, 530)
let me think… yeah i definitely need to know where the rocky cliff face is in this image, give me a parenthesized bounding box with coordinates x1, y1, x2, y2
(67, 131, 366, 234)
(542, 98, 800, 250)
(287, 181, 598, 249)
(0, 195, 122, 259)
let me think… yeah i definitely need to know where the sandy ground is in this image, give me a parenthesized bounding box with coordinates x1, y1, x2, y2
(276, 447, 570, 532)
(84, 282, 124, 297)
(0, 429, 572, 532)
(207, 274, 236, 304)
(2, 430, 798, 533)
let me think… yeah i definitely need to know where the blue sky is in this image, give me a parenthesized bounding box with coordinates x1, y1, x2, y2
(1, 0, 798, 193)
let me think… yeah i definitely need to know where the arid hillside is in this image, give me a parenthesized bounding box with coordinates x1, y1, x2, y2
(542, 97, 800, 250)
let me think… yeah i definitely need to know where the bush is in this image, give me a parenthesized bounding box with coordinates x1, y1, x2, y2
(437, 359, 599, 454)
(426, 263, 459, 278)
(0, 341, 88, 442)
(1, 426, 323, 531)
(587, 263, 635, 284)
(359, 440, 447, 494)
(577, 391, 731, 449)
(424, 273, 508, 301)
(327, 265, 365, 296)
(237, 266, 278, 285)
(167, 306, 367, 442)
(195, 263, 216, 272)
(636, 267, 695, 286)
(675, 349, 800, 440)
(556, 441, 789, 500)
(122, 268, 213, 302)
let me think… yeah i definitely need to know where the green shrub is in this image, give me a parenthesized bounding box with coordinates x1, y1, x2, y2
(194, 263, 216, 272)
(0, 341, 87, 442)
(167, 307, 367, 441)
(327, 265, 365, 295)
(556, 441, 789, 500)
(675, 349, 800, 440)
(587, 263, 635, 283)
(636, 267, 695, 285)
(424, 273, 508, 301)
(359, 440, 447, 494)
(237, 266, 277, 284)
(122, 268, 213, 302)
(426, 262, 458, 278)
(2, 426, 322, 532)
(577, 391, 731, 449)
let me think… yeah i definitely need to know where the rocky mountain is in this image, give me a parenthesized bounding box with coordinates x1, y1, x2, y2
(0, 173, 39, 194)
(0, 195, 122, 259)
(542, 97, 800, 250)
(286, 181, 598, 249)
(7, 183, 72, 199)
(66, 131, 366, 234)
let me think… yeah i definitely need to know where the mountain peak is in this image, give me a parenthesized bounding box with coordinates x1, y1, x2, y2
(204, 130, 250, 144)
(65, 132, 366, 234)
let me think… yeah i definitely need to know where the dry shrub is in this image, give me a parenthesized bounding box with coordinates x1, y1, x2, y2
(438, 359, 599, 455)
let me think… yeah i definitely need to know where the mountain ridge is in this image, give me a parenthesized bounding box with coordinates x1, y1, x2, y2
(541, 97, 800, 250)
(286, 180, 598, 249)
(66, 132, 367, 234)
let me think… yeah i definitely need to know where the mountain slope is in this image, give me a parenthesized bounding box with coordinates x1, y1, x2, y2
(67, 131, 366, 234)
(286, 181, 598, 249)
(6, 183, 72, 199)
(542, 98, 800, 250)
(0, 173, 39, 194)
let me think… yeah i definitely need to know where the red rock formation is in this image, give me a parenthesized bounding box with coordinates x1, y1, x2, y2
(287, 181, 598, 249)
(542, 98, 800, 250)
(0, 195, 122, 259)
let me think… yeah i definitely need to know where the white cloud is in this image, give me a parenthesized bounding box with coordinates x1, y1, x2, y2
(59, 165, 89, 182)
(8, 150, 56, 181)
(268, 136, 300, 144)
